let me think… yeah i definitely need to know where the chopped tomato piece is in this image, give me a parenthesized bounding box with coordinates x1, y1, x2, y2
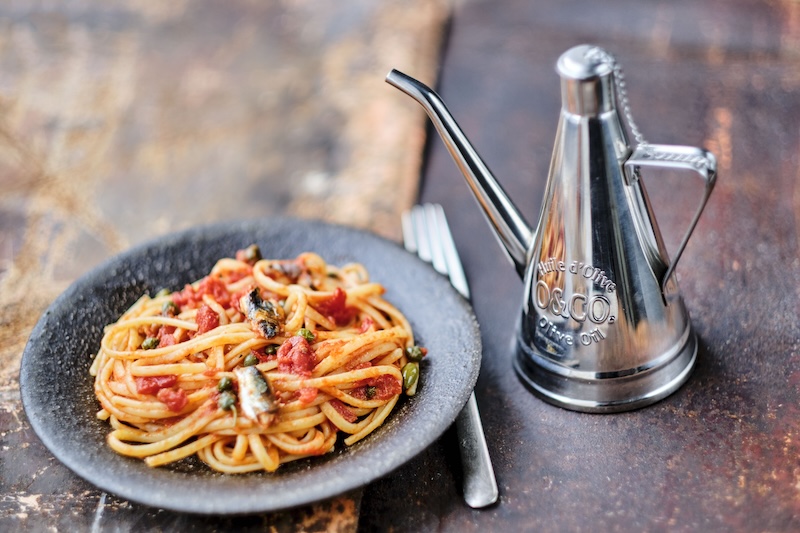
(315, 287, 356, 326)
(158, 325, 176, 347)
(157, 387, 189, 412)
(196, 304, 220, 334)
(277, 336, 316, 376)
(199, 276, 231, 306)
(135, 375, 178, 395)
(158, 333, 176, 347)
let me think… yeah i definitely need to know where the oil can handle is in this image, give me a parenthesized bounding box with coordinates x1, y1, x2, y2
(624, 144, 718, 295)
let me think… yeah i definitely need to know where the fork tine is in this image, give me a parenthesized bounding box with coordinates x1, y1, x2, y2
(401, 210, 416, 254)
(424, 204, 449, 276)
(405, 203, 470, 296)
(431, 204, 470, 300)
(411, 205, 433, 263)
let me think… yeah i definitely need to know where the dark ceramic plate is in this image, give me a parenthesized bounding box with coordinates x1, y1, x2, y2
(19, 218, 481, 515)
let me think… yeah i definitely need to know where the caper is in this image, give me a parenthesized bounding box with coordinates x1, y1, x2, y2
(242, 353, 259, 367)
(141, 337, 159, 350)
(162, 300, 180, 316)
(217, 376, 233, 392)
(218, 390, 237, 410)
(402, 362, 419, 393)
(242, 244, 262, 263)
(298, 328, 315, 342)
(405, 345, 425, 362)
(265, 344, 279, 355)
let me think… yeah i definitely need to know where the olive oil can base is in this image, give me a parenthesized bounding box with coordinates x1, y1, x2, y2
(513, 332, 698, 413)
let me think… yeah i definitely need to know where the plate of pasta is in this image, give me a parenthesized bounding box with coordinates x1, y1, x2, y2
(19, 218, 481, 514)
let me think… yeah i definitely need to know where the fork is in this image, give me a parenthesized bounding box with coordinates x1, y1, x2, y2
(402, 203, 499, 508)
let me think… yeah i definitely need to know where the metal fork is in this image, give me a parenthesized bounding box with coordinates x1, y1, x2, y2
(402, 203, 499, 508)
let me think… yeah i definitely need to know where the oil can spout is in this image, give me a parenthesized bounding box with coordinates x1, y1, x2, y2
(385, 69, 533, 278)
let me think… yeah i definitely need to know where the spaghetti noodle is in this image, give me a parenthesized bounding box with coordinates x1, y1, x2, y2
(90, 245, 425, 473)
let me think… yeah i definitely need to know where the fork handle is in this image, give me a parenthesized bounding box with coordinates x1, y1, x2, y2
(456, 392, 499, 507)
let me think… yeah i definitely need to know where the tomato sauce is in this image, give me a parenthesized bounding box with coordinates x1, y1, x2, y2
(329, 399, 357, 423)
(351, 374, 402, 401)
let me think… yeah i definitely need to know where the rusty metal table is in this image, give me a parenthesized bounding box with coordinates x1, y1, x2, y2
(3, 1, 800, 531)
